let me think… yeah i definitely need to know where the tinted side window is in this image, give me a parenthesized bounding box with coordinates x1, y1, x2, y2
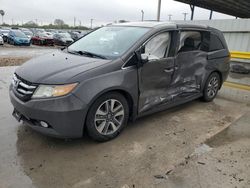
(209, 34, 224, 52)
(144, 32, 170, 60)
(200, 31, 210, 52)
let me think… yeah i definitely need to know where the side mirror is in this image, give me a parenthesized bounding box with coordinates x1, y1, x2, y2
(141, 54, 149, 64)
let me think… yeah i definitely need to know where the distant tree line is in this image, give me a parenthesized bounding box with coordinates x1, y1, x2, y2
(1, 18, 130, 30)
(1, 18, 89, 30)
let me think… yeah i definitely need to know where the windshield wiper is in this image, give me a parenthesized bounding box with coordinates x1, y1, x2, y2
(68, 49, 107, 59)
(78, 51, 107, 59)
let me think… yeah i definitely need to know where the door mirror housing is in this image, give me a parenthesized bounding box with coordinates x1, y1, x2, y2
(141, 54, 149, 64)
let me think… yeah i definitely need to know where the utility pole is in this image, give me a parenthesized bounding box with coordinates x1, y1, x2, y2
(168, 14, 172, 21)
(157, 0, 161, 21)
(90, 19, 93, 29)
(183, 13, 188, 21)
(79, 20, 81, 27)
(74, 17, 76, 27)
(141, 10, 144, 21)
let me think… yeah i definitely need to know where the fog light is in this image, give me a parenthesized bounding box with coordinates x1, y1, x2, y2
(40, 121, 49, 128)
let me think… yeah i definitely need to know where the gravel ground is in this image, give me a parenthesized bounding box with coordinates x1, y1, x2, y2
(0, 45, 57, 66)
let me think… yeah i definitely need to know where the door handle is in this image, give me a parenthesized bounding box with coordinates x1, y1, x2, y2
(164, 68, 174, 73)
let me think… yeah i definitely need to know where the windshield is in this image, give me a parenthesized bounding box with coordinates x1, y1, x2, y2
(39, 33, 49, 37)
(13, 31, 27, 38)
(1, 30, 9, 34)
(68, 26, 149, 59)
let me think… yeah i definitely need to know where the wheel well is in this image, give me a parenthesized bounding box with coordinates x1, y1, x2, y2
(109, 89, 134, 119)
(84, 89, 135, 134)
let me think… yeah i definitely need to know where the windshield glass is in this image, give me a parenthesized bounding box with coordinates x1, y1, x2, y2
(1, 30, 9, 34)
(13, 31, 27, 38)
(39, 33, 49, 37)
(68, 26, 149, 59)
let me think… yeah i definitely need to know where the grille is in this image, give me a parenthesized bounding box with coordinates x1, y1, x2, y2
(12, 74, 37, 101)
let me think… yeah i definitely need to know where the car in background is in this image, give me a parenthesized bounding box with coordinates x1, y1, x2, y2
(79, 30, 91, 37)
(0, 29, 10, 42)
(44, 32, 54, 38)
(53, 33, 73, 46)
(23, 30, 33, 40)
(8, 30, 31, 46)
(30, 28, 46, 36)
(69, 31, 81, 41)
(0, 36, 4, 45)
(31, 32, 54, 46)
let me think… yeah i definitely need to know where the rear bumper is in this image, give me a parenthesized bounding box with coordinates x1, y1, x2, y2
(9, 89, 88, 138)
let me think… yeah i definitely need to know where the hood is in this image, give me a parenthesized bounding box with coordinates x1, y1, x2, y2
(15, 50, 111, 84)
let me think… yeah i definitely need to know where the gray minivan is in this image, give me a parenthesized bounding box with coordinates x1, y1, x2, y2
(10, 22, 230, 141)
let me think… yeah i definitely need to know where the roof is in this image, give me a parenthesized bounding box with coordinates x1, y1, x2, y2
(175, 0, 250, 18)
(114, 21, 176, 28)
(113, 21, 208, 30)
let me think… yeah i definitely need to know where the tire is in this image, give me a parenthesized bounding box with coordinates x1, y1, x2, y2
(86, 92, 129, 142)
(202, 72, 221, 102)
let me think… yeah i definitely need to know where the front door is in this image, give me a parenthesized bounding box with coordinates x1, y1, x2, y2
(138, 31, 176, 113)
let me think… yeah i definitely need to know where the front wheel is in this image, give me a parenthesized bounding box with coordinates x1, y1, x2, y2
(86, 92, 129, 142)
(202, 72, 221, 102)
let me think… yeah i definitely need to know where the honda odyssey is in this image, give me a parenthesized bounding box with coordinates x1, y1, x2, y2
(9, 22, 230, 141)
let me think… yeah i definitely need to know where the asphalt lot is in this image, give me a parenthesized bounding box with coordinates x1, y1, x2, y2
(1, 46, 250, 188)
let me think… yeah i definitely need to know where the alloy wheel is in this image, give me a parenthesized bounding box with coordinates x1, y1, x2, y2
(94, 99, 124, 135)
(207, 76, 219, 98)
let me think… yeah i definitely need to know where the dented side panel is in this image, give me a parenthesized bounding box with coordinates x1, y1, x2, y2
(172, 51, 208, 99)
(138, 58, 175, 113)
(138, 50, 208, 113)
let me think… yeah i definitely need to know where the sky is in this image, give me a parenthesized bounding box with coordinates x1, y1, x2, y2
(0, 0, 234, 27)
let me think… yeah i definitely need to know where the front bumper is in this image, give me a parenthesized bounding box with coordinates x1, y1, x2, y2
(14, 40, 30, 46)
(9, 89, 88, 138)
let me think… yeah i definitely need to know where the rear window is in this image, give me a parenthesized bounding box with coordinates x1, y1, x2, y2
(209, 34, 224, 52)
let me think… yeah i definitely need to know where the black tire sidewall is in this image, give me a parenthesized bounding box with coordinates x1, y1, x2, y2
(86, 92, 129, 142)
(203, 72, 221, 102)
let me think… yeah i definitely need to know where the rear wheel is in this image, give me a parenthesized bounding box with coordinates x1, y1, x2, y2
(86, 92, 129, 142)
(202, 72, 221, 102)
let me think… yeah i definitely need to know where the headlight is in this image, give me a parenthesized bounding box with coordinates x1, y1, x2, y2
(32, 83, 78, 98)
